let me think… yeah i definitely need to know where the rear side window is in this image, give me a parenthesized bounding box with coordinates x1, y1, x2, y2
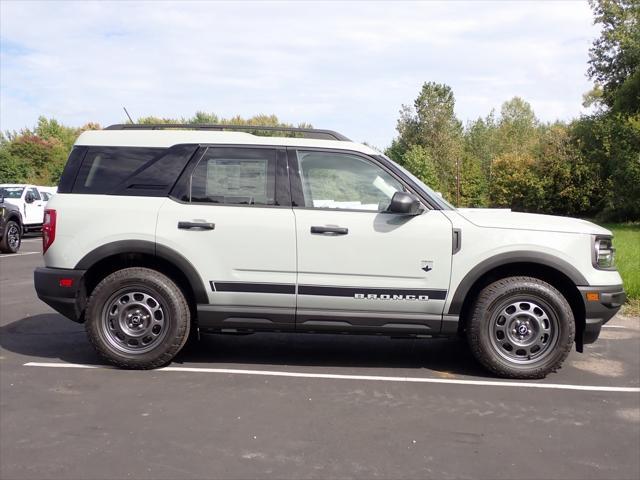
(73, 147, 164, 194)
(189, 147, 276, 205)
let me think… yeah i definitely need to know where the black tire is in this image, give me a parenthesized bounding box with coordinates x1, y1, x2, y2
(85, 267, 190, 369)
(0, 220, 21, 253)
(467, 276, 574, 379)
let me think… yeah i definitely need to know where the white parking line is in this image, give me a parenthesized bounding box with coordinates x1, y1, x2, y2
(0, 252, 40, 258)
(23, 362, 640, 393)
(602, 325, 633, 329)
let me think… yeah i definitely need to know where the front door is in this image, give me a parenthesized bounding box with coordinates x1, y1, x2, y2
(290, 149, 453, 334)
(156, 146, 297, 331)
(24, 187, 45, 225)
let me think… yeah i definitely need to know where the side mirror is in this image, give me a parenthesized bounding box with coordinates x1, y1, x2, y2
(388, 191, 422, 215)
(25, 193, 34, 204)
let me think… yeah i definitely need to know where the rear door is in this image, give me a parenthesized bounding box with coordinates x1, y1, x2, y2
(156, 146, 297, 331)
(289, 149, 453, 334)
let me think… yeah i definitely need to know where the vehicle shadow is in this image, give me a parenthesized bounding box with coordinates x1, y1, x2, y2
(0, 313, 490, 378)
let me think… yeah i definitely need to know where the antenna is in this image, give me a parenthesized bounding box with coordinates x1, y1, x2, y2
(123, 107, 134, 124)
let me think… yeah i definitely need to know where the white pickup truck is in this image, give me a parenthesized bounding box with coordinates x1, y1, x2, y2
(0, 184, 56, 232)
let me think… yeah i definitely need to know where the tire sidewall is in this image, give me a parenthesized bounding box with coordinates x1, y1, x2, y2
(2, 221, 21, 253)
(469, 278, 574, 378)
(86, 268, 190, 368)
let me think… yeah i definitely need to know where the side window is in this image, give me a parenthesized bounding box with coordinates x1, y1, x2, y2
(296, 151, 404, 211)
(28, 188, 41, 201)
(190, 148, 276, 205)
(73, 147, 165, 194)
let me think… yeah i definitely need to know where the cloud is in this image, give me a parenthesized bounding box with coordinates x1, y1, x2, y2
(1, 0, 598, 147)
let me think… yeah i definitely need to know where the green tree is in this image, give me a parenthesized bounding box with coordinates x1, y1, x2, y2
(394, 82, 464, 201)
(491, 152, 545, 212)
(496, 97, 538, 156)
(536, 123, 602, 216)
(569, 0, 640, 221)
(0, 147, 32, 183)
(588, 0, 640, 114)
(402, 144, 440, 192)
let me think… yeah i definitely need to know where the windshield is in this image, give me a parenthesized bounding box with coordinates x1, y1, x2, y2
(0, 187, 24, 199)
(375, 155, 456, 210)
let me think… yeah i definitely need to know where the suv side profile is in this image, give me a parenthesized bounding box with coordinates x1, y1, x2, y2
(34, 124, 625, 378)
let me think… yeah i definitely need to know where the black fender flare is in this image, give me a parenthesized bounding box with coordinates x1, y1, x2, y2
(75, 240, 209, 304)
(447, 251, 588, 315)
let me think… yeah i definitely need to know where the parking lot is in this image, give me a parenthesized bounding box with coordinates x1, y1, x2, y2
(0, 237, 638, 480)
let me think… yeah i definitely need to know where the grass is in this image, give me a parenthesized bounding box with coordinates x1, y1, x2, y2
(602, 222, 640, 316)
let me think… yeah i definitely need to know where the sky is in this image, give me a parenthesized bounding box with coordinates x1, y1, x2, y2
(1, 0, 598, 148)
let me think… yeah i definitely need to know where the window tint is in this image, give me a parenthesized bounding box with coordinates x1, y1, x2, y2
(28, 187, 41, 201)
(190, 148, 276, 205)
(296, 151, 404, 211)
(73, 147, 164, 194)
(114, 145, 198, 196)
(0, 187, 24, 199)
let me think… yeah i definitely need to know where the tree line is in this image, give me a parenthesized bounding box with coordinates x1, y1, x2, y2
(386, 0, 639, 221)
(1, 0, 637, 221)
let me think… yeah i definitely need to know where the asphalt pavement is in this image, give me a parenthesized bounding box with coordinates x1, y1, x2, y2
(1, 238, 639, 480)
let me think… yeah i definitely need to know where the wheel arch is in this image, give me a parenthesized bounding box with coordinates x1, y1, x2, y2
(5, 213, 23, 230)
(450, 252, 587, 350)
(76, 240, 209, 319)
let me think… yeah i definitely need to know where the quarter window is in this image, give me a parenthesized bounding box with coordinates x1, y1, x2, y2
(190, 148, 276, 205)
(296, 151, 404, 211)
(73, 147, 164, 194)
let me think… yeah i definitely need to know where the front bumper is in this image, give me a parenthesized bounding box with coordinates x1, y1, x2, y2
(34, 267, 87, 322)
(578, 284, 625, 345)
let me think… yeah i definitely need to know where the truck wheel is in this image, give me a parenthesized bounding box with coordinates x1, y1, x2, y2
(467, 276, 574, 379)
(85, 267, 190, 369)
(0, 221, 21, 253)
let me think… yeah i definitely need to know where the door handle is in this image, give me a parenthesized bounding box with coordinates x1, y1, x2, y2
(178, 221, 215, 230)
(310, 226, 348, 235)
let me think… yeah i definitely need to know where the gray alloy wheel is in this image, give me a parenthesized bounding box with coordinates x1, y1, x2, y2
(85, 267, 190, 369)
(0, 221, 21, 253)
(101, 289, 170, 354)
(6, 224, 20, 250)
(488, 298, 560, 364)
(467, 276, 574, 379)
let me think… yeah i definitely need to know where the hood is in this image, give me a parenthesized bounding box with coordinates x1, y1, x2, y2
(456, 208, 611, 235)
(1, 198, 22, 210)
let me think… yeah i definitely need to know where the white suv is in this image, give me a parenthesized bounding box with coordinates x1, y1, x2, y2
(34, 124, 625, 378)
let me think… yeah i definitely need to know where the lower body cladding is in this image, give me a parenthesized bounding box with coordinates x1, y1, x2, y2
(34, 268, 624, 344)
(200, 281, 449, 337)
(578, 285, 626, 344)
(196, 305, 448, 337)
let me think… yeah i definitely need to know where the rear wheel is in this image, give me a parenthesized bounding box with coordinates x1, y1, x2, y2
(0, 220, 21, 253)
(467, 276, 574, 379)
(85, 267, 190, 369)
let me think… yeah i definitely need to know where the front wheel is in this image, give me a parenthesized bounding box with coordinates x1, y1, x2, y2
(0, 221, 21, 253)
(85, 267, 191, 369)
(467, 276, 574, 379)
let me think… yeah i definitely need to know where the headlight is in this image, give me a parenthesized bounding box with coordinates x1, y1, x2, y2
(593, 236, 616, 270)
(0, 207, 4, 218)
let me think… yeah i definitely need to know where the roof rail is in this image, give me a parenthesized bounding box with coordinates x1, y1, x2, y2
(105, 123, 351, 141)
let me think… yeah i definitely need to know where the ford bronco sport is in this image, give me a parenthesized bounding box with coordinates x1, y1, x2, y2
(34, 124, 625, 378)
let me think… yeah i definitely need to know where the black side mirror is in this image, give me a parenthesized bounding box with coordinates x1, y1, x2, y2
(388, 191, 421, 215)
(25, 193, 34, 204)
